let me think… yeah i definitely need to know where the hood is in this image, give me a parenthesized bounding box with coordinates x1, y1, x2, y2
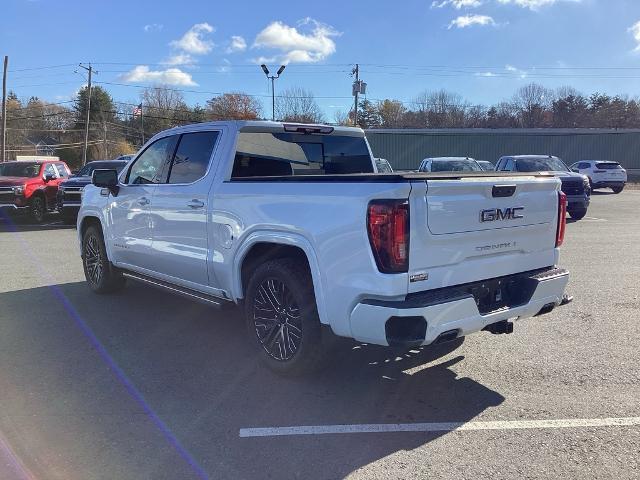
(0, 176, 31, 187)
(61, 176, 92, 187)
(555, 172, 587, 183)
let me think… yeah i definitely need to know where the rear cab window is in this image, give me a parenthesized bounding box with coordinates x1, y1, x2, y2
(231, 129, 373, 178)
(168, 131, 219, 184)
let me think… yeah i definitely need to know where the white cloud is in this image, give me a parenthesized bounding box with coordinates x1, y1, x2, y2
(162, 53, 195, 66)
(475, 71, 497, 77)
(505, 64, 528, 78)
(497, 0, 581, 10)
(253, 18, 340, 64)
(170, 23, 215, 55)
(432, 0, 482, 9)
(226, 35, 247, 53)
(143, 24, 163, 33)
(448, 14, 496, 28)
(629, 21, 640, 52)
(119, 66, 197, 86)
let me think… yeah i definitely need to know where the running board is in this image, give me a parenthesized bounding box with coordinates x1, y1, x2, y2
(121, 271, 228, 308)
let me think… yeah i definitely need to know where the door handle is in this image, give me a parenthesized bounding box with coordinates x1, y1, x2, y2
(187, 199, 205, 209)
(137, 197, 150, 206)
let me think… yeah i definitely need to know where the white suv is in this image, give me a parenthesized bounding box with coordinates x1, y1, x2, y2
(570, 161, 627, 194)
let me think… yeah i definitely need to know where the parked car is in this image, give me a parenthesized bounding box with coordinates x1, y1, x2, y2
(375, 158, 393, 173)
(0, 160, 71, 223)
(57, 160, 129, 222)
(569, 160, 627, 193)
(477, 160, 495, 171)
(78, 121, 570, 375)
(115, 154, 135, 161)
(418, 157, 483, 172)
(496, 155, 591, 220)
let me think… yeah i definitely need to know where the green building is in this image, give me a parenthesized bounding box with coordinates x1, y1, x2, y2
(365, 129, 640, 172)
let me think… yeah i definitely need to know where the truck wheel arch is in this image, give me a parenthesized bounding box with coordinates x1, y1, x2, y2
(79, 216, 106, 257)
(234, 234, 328, 325)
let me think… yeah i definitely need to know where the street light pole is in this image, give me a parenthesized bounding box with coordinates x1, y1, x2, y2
(260, 64, 286, 121)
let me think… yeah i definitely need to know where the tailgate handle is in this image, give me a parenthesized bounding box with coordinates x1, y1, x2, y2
(492, 185, 516, 198)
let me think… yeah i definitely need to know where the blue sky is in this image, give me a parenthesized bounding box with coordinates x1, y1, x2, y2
(4, 0, 640, 118)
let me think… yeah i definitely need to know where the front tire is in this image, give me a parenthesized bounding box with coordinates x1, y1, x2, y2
(82, 225, 125, 294)
(568, 208, 587, 220)
(612, 185, 624, 194)
(244, 258, 324, 376)
(30, 196, 45, 223)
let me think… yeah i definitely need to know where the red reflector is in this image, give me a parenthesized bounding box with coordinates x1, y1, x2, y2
(367, 200, 409, 273)
(556, 191, 567, 247)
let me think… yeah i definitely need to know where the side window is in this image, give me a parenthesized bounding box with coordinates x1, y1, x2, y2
(126, 135, 178, 184)
(496, 159, 504, 170)
(44, 164, 57, 178)
(579, 162, 590, 169)
(54, 163, 69, 177)
(168, 131, 219, 184)
(504, 159, 515, 171)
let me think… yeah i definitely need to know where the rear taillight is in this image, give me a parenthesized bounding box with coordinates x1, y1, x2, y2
(556, 191, 567, 247)
(367, 200, 409, 273)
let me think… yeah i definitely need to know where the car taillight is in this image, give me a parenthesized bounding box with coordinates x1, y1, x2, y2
(556, 191, 567, 247)
(367, 200, 409, 273)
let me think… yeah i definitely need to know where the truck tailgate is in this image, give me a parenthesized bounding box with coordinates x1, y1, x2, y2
(407, 176, 561, 294)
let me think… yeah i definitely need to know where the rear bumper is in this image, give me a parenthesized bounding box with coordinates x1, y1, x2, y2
(349, 267, 569, 347)
(592, 181, 625, 188)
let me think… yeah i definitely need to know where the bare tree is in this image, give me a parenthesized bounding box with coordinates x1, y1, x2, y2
(512, 83, 552, 127)
(276, 87, 324, 123)
(142, 85, 192, 134)
(206, 93, 262, 120)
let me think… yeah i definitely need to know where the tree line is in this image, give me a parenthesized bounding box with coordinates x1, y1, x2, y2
(3, 82, 640, 169)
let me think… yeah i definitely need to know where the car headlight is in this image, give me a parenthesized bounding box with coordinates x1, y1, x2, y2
(12, 186, 24, 195)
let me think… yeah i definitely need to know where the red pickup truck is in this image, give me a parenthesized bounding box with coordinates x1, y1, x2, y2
(0, 160, 71, 223)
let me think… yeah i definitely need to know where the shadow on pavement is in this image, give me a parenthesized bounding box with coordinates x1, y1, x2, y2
(0, 281, 504, 479)
(0, 211, 74, 232)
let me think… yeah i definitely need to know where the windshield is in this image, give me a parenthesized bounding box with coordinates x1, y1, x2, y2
(516, 157, 569, 172)
(0, 162, 41, 178)
(430, 159, 482, 172)
(595, 162, 622, 170)
(76, 161, 128, 177)
(232, 132, 373, 177)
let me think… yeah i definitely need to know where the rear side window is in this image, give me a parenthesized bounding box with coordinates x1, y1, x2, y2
(578, 162, 591, 169)
(595, 162, 622, 170)
(168, 131, 219, 184)
(126, 135, 178, 184)
(231, 132, 373, 178)
(54, 163, 70, 177)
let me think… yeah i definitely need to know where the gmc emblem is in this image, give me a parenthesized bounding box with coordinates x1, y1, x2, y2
(480, 207, 524, 222)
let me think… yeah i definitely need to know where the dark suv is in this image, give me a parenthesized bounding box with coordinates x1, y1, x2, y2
(57, 160, 128, 222)
(495, 155, 591, 220)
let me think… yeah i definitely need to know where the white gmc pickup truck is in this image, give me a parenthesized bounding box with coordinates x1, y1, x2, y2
(78, 121, 570, 375)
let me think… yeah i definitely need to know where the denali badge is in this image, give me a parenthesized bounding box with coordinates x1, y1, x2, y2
(480, 207, 524, 223)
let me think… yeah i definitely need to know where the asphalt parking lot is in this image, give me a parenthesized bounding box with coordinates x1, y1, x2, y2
(1, 191, 639, 480)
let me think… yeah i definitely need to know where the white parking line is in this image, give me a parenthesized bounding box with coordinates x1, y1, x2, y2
(239, 416, 640, 438)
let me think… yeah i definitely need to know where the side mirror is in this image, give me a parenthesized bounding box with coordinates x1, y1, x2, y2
(92, 169, 119, 195)
(43, 173, 56, 182)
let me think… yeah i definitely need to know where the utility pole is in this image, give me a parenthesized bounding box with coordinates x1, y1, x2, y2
(103, 120, 108, 159)
(140, 105, 145, 145)
(353, 64, 359, 127)
(1, 56, 8, 162)
(260, 64, 286, 121)
(79, 63, 93, 165)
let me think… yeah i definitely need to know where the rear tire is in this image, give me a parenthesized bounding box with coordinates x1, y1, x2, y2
(30, 195, 45, 224)
(82, 224, 126, 294)
(612, 185, 624, 194)
(568, 208, 587, 220)
(244, 258, 325, 376)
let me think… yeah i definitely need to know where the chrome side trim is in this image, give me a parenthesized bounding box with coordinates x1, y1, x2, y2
(121, 271, 230, 308)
